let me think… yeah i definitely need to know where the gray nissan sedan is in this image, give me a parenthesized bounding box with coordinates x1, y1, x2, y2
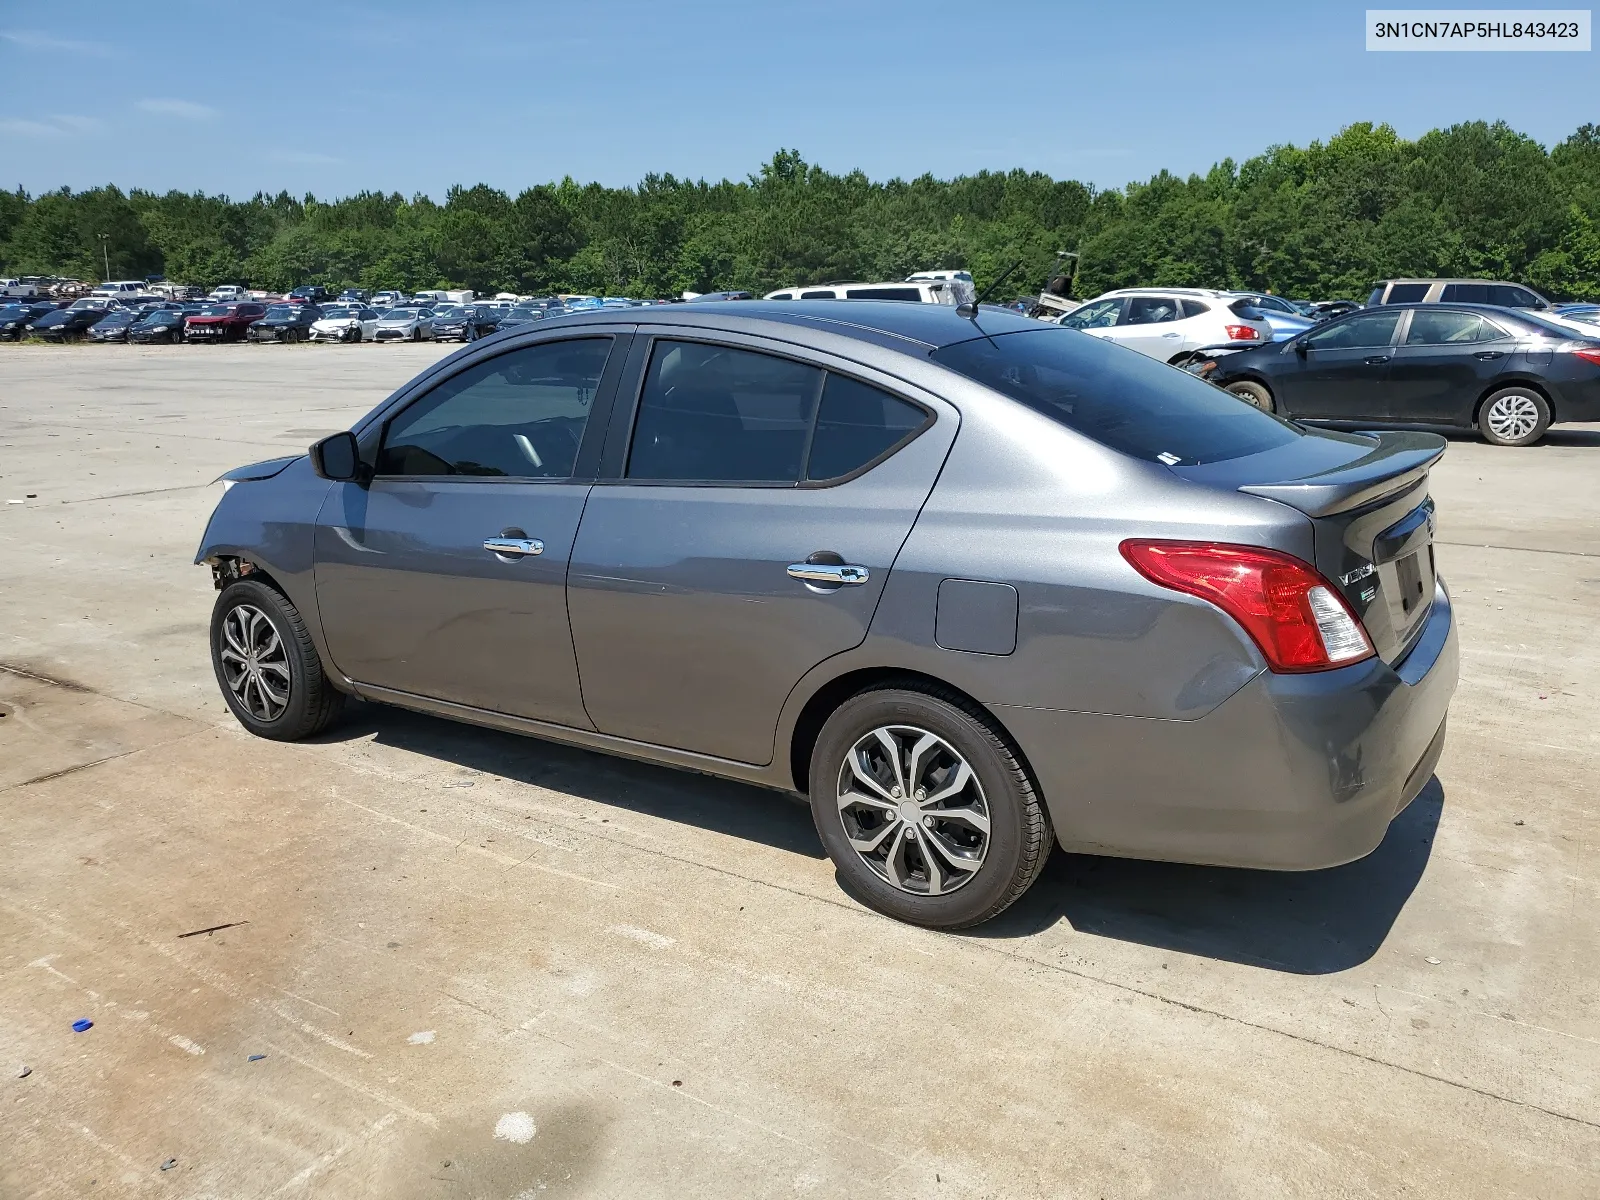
(198, 301, 1458, 929)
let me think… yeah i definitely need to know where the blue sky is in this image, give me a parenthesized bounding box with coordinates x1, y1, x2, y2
(2, 1, 1596, 199)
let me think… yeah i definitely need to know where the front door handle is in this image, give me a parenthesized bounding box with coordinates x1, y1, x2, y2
(1474, 350, 1505, 360)
(1161, 331, 1181, 338)
(484, 537, 544, 558)
(1365, 355, 1391, 365)
(787, 562, 870, 585)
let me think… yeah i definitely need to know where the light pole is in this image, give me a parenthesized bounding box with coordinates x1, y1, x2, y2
(98, 233, 111, 282)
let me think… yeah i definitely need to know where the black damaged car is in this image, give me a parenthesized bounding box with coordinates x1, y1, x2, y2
(128, 308, 188, 344)
(248, 303, 323, 343)
(429, 303, 505, 342)
(0, 300, 62, 341)
(28, 297, 121, 342)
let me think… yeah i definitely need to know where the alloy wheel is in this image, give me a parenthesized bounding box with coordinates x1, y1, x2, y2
(218, 603, 291, 721)
(836, 724, 991, 895)
(1485, 393, 1541, 443)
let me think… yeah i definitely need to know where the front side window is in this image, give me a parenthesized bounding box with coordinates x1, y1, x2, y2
(1440, 283, 1490, 304)
(1404, 310, 1503, 345)
(801, 290, 836, 300)
(1060, 298, 1121, 329)
(627, 341, 821, 482)
(1121, 296, 1181, 325)
(1304, 310, 1402, 350)
(932, 329, 1302, 467)
(377, 337, 611, 479)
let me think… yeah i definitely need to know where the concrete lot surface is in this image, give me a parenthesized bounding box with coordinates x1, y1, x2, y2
(1, 343, 1597, 1198)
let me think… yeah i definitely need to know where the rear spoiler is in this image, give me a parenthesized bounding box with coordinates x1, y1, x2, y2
(1239, 432, 1446, 517)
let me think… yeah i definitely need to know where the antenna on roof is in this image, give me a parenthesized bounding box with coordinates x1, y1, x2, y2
(956, 260, 1023, 319)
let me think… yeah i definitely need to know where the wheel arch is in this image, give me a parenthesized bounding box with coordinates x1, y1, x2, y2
(785, 666, 1030, 798)
(1473, 376, 1554, 424)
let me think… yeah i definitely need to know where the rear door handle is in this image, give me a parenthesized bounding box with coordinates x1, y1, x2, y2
(787, 563, 869, 585)
(1365, 355, 1391, 365)
(1161, 331, 1181, 338)
(484, 537, 543, 557)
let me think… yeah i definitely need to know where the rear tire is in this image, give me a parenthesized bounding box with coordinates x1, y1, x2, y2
(809, 686, 1052, 929)
(211, 578, 346, 741)
(1478, 387, 1550, 447)
(1225, 379, 1274, 412)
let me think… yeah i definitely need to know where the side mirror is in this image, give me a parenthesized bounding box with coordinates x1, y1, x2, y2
(1293, 339, 1308, 357)
(310, 431, 366, 483)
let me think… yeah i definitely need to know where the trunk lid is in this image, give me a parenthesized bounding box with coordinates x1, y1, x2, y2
(1171, 429, 1445, 664)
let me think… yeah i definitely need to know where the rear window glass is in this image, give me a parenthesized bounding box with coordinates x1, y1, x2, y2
(932, 329, 1302, 466)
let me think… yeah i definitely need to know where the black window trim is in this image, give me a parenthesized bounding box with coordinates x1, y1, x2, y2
(599, 330, 937, 490)
(361, 329, 631, 485)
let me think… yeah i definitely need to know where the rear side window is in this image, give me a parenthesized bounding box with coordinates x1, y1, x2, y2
(843, 287, 922, 301)
(1385, 283, 1430, 303)
(806, 375, 928, 481)
(801, 290, 836, 299)
(1180, 298, 1212, 318)
(1304, 310, 1402, 350)
(627, 341, 822, 482)
(931, 329, 1302, 467)
(1121, 296, 1180, 325)
(1404, 310, 1503, 345)
(378, 337, 610, 479)
(1489, 285, 1539, 308)
(1440, 283, 1490, 304)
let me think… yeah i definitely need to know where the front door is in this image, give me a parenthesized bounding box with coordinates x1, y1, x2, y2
(1287, 308, 1403, 420)
(314, 334, 624, 727)
(567, 336, 954, 764)
(1385, 308, 1512, 425)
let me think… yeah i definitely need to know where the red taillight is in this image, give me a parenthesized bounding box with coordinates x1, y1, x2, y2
(1119, 540, 1374, 673)
(1571, 347, 1600, 366)
(1223, 324, 1261, 341)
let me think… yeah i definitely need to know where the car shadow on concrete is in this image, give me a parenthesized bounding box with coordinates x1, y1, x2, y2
(967, 779, 1445, 974)
(317, 701, 826, 860)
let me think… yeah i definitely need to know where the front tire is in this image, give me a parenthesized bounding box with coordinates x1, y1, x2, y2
(809, 686, 1052, 929)
(211, 578, 345, 741)
(1225, 379, 1274, 412)
(1478, 387, 1550, 446)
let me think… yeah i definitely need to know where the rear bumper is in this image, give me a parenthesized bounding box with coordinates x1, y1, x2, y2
(995, 578, 1458, 870)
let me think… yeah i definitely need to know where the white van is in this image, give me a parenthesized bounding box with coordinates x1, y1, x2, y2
(905, 269, 973, 284)
(763, 280, 957, 304)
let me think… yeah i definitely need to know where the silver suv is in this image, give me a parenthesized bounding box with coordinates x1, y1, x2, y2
(1367, 279, 1551, 309)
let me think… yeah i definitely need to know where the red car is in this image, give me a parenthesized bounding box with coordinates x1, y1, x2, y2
(185, 302, 266, 343)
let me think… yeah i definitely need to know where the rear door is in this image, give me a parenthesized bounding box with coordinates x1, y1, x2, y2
(1385, 308, 1512, 424)
(1111, 294, 1187, 359)
(1288, 309, 1403, 420)
(314, 333, 629, 727)
(567, 332, 955, 764)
